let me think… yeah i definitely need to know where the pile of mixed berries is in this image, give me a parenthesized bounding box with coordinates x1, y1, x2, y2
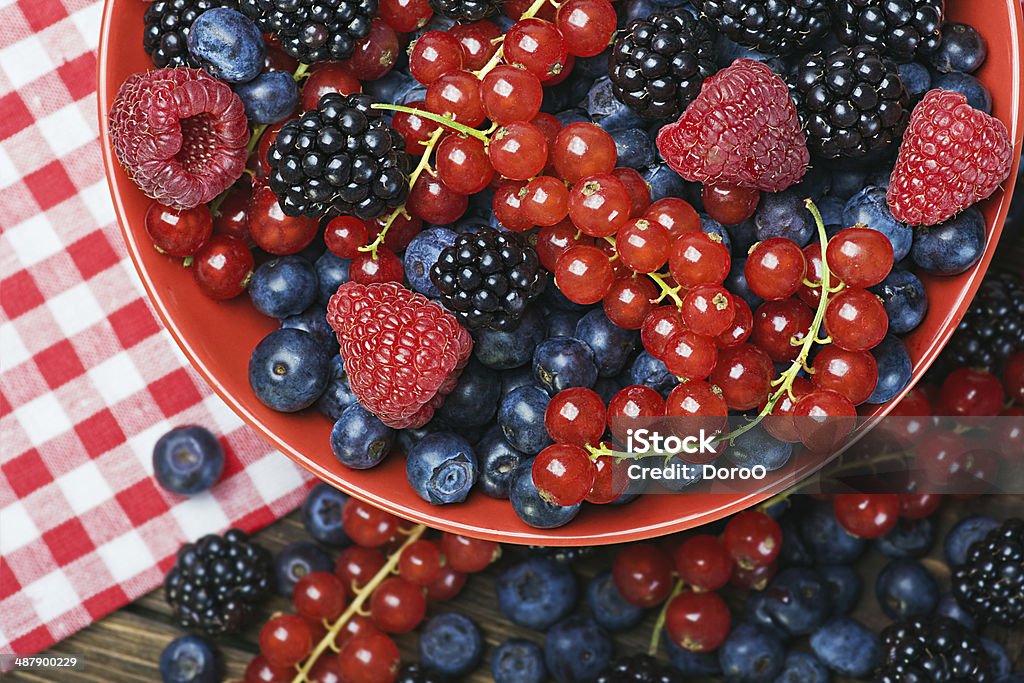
(111, 0, 1017, 530)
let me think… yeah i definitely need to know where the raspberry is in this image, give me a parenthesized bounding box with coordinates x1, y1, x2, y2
(327, 281, 473, 428)
(887, 89, 1013, 226)
(108, 68, 249, 210)
(655, 59, 808, 193)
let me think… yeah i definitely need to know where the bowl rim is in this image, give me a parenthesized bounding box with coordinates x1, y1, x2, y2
(97, 0, 1024, 544)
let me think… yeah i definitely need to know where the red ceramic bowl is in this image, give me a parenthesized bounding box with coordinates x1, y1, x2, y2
(99, 1, 1024, 545)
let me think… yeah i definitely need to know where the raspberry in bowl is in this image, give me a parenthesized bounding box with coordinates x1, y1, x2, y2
(100, 0, 1023, 544)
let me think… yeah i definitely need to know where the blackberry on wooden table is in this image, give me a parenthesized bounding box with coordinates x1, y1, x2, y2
(143, 0, 234, 68)
(608, 8, 717, 120)
(267, 92, 411, 220)
(693, 0, 831, 56)
(933, 272, 1024, 376)
(238, 0, 377, 64)
(429, 0, 502, 22)
(877, 616, 993, 682)
(164, 529, 272, 636)
(829, 0, 944, 63)
(791, 44, 910, 160)
(430, 227, 547, 332)
(596, 654, 684, 683)
(952, 518, 1024, 627)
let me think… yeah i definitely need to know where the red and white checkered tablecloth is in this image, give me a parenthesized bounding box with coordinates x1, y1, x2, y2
(0, 0, 314, 656)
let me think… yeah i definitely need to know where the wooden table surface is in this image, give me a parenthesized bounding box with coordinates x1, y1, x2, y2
(7, 495, 1023, 683)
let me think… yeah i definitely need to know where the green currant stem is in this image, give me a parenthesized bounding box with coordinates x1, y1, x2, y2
(648, 578, 685, 656)
(291, 525, 427, 683)
(293, 62, 310, 81)
(357, 127, 445, 259)
(602, 235, 684, 308)
(370, 104, 490, 142)
(474, 0, 553, 78)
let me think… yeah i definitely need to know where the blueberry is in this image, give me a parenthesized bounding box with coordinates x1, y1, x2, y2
(746, 568, 832, 638)
(843, 187, 914, 261)
(314, 251, 350, 305)
(982, 638, 1012, 680)
(544, 615, 613, 683)
(281, 304, 338, 356)
(778, 516, 813, 567)
(316, 355, 357, 421)
(419, 612, 484, 678)
(797, 501, 867, 564)
(330, 403, 395, 470)
(643, 163, 689, 203)
(816, 195, 845, 228)
(248, 328, 329, 412)
(406, 432, 477, 505)
(930, 22, 987, 73)
(701, 213, 733, 252)
(876, 558, 939, 619)
(809, 617, 880, 678)
(772, 651, 829, 683)
(477, 426, 527, 499)
(727, 218, 759, 254)
(187, 8, 264, 83)
(533, 337, 599, 393)
(249, 256, 318, 319)
(755, 189, 816, 247)
(364, 70, 419, 105)
(159, 635, 222, 683)
(818, 564, 862, 616)
(475, 307, 546, 370)
(934, 592, 977, 630)
(587, 77, 645, 132)
(592, 376, 622, 404)
(718, 622, 786, 683)
(911, 207, 986, 275)
(898, 61, 932, 102)
(623, 0, 659, 24)
(612, 128, 657, 169)
(501, 365, 539, 400)
(654, 456, 706, 491)
(936, 72, 992, 113)
(586, 570, 645, 632)
(492, 638, 546, 683)
(554, 108, 591, 127)
(574, 310, 638, 378)
(543, 282, 590, 311)
(874, 517, 934, 560)
(726, 257, 764, 309)
(510, 461, 581, 528)
(870, 268, 928, 334)
(545, 309, 585, 338)
(664, 634, 722, 676)
(829, 168, 871, 200)
(301, 482, 349, 546)
(867, 335, 912, 404)
(497, 557, 577, 630)
(498, 385, 553, 455)
(273, 541, 332, 596)
(404, 227, 456, 296)
(629, 351, 679, 396)
(437, 358, 500, 428)
(396, 422, 441, 455)
(152, 425, 224, 496)
(945, 515, 1001, 566)
(726, 426, 794, 472)
(233, 70, 298, 124)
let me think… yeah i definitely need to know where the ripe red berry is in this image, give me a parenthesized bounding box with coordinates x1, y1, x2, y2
(826, 227, 894, 288)
(641, 307, 688, 360)
(391, 100, 440, 156)
(480, 65, 544, 125)
(1004, 351, 1024, 405)
(425, 70, 485, 127)
(397, 540, 445, 586)
(342, 500, 401, 548)
(701, 184, 760, 225)
(646, 198, 700, 239)
(145, 201, 213, 257)
(532, 443, 597, 506)
(717, 297, 753, 348)
(489, 122, 549, 180)
(612, 167, 652, 218)
(673, 535, 732, 592)
(669, 231, 731, 287)
(662, 330, 718, 381)
(682, 284, 736, 337)
(762, 376, 813, 443)
(723, 510, 782, 569)
(294, 572, 347, 622)
(449, 21, 501, 70)
(665, 381, 728, 444)
(409, 30, 464, 85)
(569, 173, 632, 237)
(899, 493, 942, 520)
(249, 184, 319, 255)
(608, 384, 664, 441)
(938, 368, 1005, 417)
(522, 175, 571, 226)
(378, 0, 432, 32)
(745, 238, 807, 301)
(545, 387, 608, 446)
(325, 216, 369, 258)
(664, 590, 732, 653)
(504, 18, 569, 79)
(336, 546, 387, 594)
(244, 655, 292, 683)
(833, 493, 901, 539)
(406, 175, 468, 225)
(612, 543, 674, 608)
(708, 344, 773, 411)
(536, 219, 595, 270)
(792, 389, 858, 453)
(751, 299, 814, 362)
(336, 632, 400, 683)
(441, 533, 500, 573)
(811, 345, 879, 406)
(823, 288, 889, 352)
(301, 64, 361, 110)
(350, 248, 404, 285)
(493, 180, 535, 232)
(435, 134, 494, 195)
(369, 577, 426, 633)
(426, 565, 467, 602)
(552, 122, 617, 183)
(554, 245, 615, 304)
(192, 234, 254, 300)
(798, 242, 824, 308)
(603, 276, 658, 330)
(556, 0, 617, 57)
(586, 454, 629, 504)
(343, 18, 399, 81)
(616, 219, 671, 273)
(259, 615, 312, 668)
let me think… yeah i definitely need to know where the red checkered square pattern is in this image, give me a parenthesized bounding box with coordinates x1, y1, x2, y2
(0, 1, 313, 657)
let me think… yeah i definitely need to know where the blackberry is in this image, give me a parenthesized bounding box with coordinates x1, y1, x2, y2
(952, 518, 1024, 626)
(267, 93, 410, 220)
(877, 616, 993, 682)
(143, 0, 233, 68)
(933, 271, 1024, 376)
(791, 45, 910, 160)
(608, 9, 717, 120)
(693, 0, 831, 56)
(830, 0, 944, 63)
(429, 227, 546, 331)
(596, 654, 684, 683)
(238, 0, 376, 64)
(395, 663, 447, 683)
(429, 0, 501, 22)
(164, 529, 272, 636)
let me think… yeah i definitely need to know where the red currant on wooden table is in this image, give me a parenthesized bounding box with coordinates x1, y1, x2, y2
(294, 572, 347, 622)
(259, 614, 313, 668)
(723, 510, 782, 569)
(673, 535, 732, 592)
(342, 500, 401, 548)
(938, 367, 1005, 416)
(669, 231, 731, 287)
(532, 443, 597, 506)
(336, 546, 387, 595)
(664, 589, 732, 653)
(701, 184, 760, 225)
(745, 237, 807, 301)
(833, 493, 901, 538)
(440, 533, 500, 573)
(426, 564, 467, 602)
(192, 234, 254, 300)
(369, 577, 426, 633)
(336, 631, 400, 683)
(545, 387, 607, 446)
(145, 201, 212, 256)
(612, 543, 674, 608)
(244, 655, 292, 683)
(823, 288, 889, 352)
(603, 276, 658, 330)
(554, 244, 615, 305)
(397, 540, 445, 586)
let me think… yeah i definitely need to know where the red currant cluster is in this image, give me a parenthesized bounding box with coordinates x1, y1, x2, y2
(243, 500, 498, 683)
(611, 510, 783, 654)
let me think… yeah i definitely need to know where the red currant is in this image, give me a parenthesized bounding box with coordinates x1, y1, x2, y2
(245, 655, 292, 683)
(833, 493, 900, 539)
(489, 122, 549, 180)
(701, 184, 759, 226)
(762, 376, 812, 443)
(669, 231, 731, 287)
(192, 234, 254, 300)
(213, 182, 252, 242)
(569, 174, 631, 236)
(646, 198, 700, 239)
(537, 219, 595, 270)
(586, 454, 629, 504)
(426, 565, 467, 602)
(709, 343, 773, 411)
(915, 431, 970, 486)
(612, 167, 652, 218)
(545, 387, 607, 446)
(522, 175, 570, 226)
(493, 180, 534, 232)
(556, 0, 617, 57)
(603, 276, 658, 330)
(259, 614, 312, 668)
(792, 389, 857, 453)
(301, 64, 361, 110)
(730, 560, 778, 591)
(716, 297, 753, 348)
(1004, 351, 1024, 405)
(294, 572, 346, 622)
(641, 307, 688, 360)
(826, 227, 894, 288)
(435, 134, 494, 195)
(440, 533, 500, 573)
(665, 381, 728, 442)
(898, 493, 942, 519)
(751, 299, 814, 362)
(824, 288, 888, 352)
(938, 368, 1004, 417)
(343, 19, 399, 81)
(335, 546, 387, 594)
(350, 248, 403, 285)
(811, 345, 878, 406)
(480, 65, 544, 124)
(616, 219, 670, 273)
(450, 21, 501, 70)
(673, 535, 732, 591)
(504, 18, 568, 79)
(391, 100, 440, 156)
(745, 238, 807, 301)
(608, 384, 664, 441)
(336, 632, 400, 683)
(145, 201, 212, 257)
(682, 284, 736, 337)
(369, 577, 426, 633)
(664, 590, 731, 653)
(249, 184, 319, 254)
(798, 242, 824, 308)
(342, 500, 401, 548)
(397, 540, 444, 586)
(662, 330, 718, 380)
(379, 0, 432, 31)
(532, 443, 597, 506)
(612, 544, 674, 608)
(552, 122, 617, 183)
(554, 245, 615, 304)
(366, 213, 422, 254)
(308, 656, 344, 683)
(407, 175, 468, 225)
(723, 510, 782, 569)
(409, 30, 464, 85)
(425, 70, 485, 127)
(325, 215, 369, 258)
